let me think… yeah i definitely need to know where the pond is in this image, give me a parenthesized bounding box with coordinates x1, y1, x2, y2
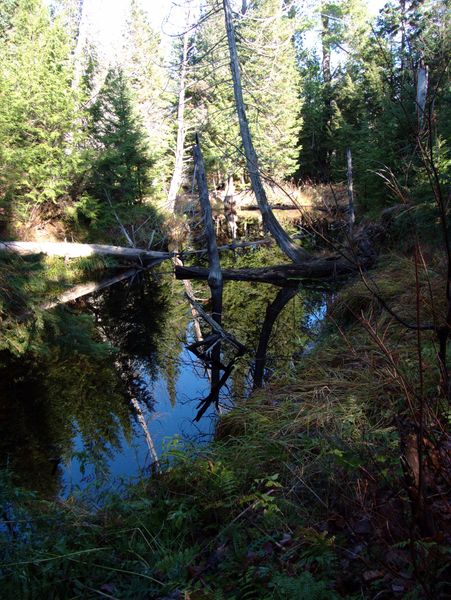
(0, 254, 328, 499)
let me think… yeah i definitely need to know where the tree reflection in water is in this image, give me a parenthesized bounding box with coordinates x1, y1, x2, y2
(0, 259, 327, 495)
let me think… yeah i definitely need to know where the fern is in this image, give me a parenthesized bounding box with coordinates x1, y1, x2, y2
(269, 572, 339, 600)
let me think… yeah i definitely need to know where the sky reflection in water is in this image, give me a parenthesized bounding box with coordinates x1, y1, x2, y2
(62, 336, 217, 497)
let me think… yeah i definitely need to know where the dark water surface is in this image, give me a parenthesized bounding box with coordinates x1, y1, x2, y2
(0, 267, 328, 498)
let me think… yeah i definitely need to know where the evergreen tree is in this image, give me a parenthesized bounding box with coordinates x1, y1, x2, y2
(88, 67, 153, 207)
(0, 0, 81, 222)
(295, 0, 450, 210)
(189, 0, 301, 183)
(0, 0, 18, 39)
(121, 0, 171, 193)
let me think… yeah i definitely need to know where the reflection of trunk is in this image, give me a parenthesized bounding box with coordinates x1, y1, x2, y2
(193, 137, 223, 392)
(222, 0, 307, 264)
(253, 286, 298, 389)
(173, 255, 204, 343)
(41, 268, 139, 311)
(167, 29, 189, 213)
(130, 398, 159, 468)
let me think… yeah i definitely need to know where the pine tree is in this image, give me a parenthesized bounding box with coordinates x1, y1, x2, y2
(0, 0, 18, 39)
(0, 0, 81, 222)
(189, 0, 301, 183)
(121, 0, 170, 193)
(88, 67, 153, 207)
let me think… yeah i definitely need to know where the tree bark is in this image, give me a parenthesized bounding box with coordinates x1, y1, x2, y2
(71, 0, 88, 90)
(224, 174, 237, 239)
(416, 58, 429, 127)
(167, 26, 190, 213)
(193, 136, 223, 390)
(321, 5, 333, 180)
(0, 241, 171, 262)
(222, 0, 307, 264)
(175, 254, 374, 286)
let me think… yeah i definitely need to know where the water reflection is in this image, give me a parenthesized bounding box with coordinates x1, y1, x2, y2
(0, 269, 329, 497)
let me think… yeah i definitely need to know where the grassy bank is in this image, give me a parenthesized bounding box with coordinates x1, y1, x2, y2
(0, 253, 449, 599)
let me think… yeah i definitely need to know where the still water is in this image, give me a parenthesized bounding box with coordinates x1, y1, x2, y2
(0, 265, 327, 498)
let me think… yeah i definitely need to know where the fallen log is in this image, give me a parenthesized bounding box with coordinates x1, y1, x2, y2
(0, 241, 172, 262)
(175, 255, 374, 287)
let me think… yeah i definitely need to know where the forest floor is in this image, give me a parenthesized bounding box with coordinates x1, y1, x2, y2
(1, 246, 449, 599)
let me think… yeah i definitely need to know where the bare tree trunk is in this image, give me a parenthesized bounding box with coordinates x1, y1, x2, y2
(193, 136, 223, 391)
(176, 253, 374, 286)
(416, 58, 429, 127)
(321, 5, 333, 180)
(224, 174, 237, 240)
(222, 0, 307, 264)
(167, 27, 190, 213)
(346, 148, 355, 236)
(71, 0, 88, 90)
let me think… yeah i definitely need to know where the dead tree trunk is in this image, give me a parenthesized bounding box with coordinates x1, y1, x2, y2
(167, 26, 190, 213)
(70, 1, 90, 92)
(175, 253, 374, 286)
(193, 136, 223, 391)
(416, 58, 429, 128)
(0, 241, 171, 262)
(321, 3, 333, 180)
(224, 174, 237, 240)
(253, 286, 298, 389)
(222, 0, 307, 264)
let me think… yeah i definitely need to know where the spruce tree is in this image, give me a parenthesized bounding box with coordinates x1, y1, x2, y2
(0, 0, 81, 222)
(189, 0, 301, 183)
(88, 67, 152, 207)
(121, 0, 170, 193)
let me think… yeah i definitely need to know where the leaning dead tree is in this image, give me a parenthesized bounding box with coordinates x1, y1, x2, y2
(222, 0, 307, 263)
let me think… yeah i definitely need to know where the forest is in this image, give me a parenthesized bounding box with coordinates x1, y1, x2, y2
(0, 0, 450, 598)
